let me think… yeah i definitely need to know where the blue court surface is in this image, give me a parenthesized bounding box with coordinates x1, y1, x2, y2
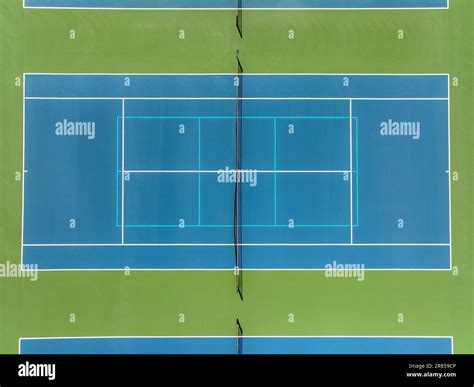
(19, 336, 453, 354)
(23, 0, 449, 9)
(22, 74, 451, 270)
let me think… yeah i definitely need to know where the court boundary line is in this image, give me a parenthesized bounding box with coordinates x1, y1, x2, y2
(23, 243, 450, 246)
(22, 7, 451, 11)
(349, 99, 353, 244)
(447, 76, 453, 270)
(19, 268, 455, 272)
(21, 73, 452, 272)
(25, 97, 449, 101)
(21, 74, 26, 274)
(121, 99, 125, 245)
(24, 72, 451, 75)
(18, 336, 454, 355)
(22, 0, 450, 11)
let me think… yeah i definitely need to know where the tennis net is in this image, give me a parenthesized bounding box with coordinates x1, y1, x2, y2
(234, 50, 243, 301)
(236, 0, 242, 38)
(236, 319, 244, 355)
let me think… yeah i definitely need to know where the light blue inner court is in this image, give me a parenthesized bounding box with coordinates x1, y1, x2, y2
(24, 0, 449, 9)
(23, 74, 451, 269)
(20, 336, 453, 355)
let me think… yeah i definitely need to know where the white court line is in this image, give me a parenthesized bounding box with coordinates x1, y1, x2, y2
(24, 72, 452, 75)
(17, 335, 454, 345)
(349, 99, 353, 245)
(21, 74, 26, 269)
(23, 243, 451, 247)
(21, 0, 449, 11)
(121, 99, 125, 245)
(20, 268, 454, 272)
(124, 170, 350, 174)
(447, 75, 453, 270)
(22, 7, 450, 11)
(24, 97, 449, 101)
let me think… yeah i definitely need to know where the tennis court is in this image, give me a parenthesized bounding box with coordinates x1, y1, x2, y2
(22, 73, 451, 271)
(23, 0, 449, 10)
(19, 336, 453, 354)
